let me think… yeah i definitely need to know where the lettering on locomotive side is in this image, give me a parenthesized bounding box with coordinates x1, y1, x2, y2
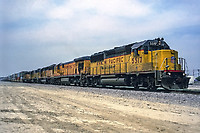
(96, 61, 103, 66)
(96, 56, 124, 66)
(109, 57, 124, 64)
(132, 57, 142, 64)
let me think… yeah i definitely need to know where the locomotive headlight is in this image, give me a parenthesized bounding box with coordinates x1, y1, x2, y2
(183, 73, 186, 76)
(168, 72, 171, 76)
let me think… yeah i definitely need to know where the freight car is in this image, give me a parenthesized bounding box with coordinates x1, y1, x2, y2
(6, 38, 190, 90)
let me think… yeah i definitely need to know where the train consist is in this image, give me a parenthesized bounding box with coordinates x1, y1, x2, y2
(4, 38, 190, 90)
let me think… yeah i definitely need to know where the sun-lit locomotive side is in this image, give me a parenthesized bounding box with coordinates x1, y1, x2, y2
(4, 38, 190, 90)
(88, 38, 189, 89)
(53, 56, 91, 85)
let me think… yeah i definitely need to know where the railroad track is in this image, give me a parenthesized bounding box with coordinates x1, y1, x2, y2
(167, 88, 200, 95)
(2, 81, 200, 95)
(92, 85, 200, 95)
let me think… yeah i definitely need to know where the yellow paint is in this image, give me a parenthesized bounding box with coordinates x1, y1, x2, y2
(90, 49, 181, 75)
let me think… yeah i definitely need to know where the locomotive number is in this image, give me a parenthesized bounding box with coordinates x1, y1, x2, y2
(132, 57, 142, 64)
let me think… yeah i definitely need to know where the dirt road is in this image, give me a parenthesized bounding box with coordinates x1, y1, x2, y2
(0, 82, 200, 133)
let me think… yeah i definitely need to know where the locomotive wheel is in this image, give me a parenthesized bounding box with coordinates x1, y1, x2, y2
(92, 81, 97, 87)
(147, 77, 157, 91)
(80, 81, 86, 87)
(133, 82, 139, 90)
(134, 84, 139, 90)
(147, 85, 157, 91)
(86, 80, 90, 87)
(132, 77, 139, 90)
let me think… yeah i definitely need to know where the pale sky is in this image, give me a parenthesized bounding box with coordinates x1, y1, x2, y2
(0, 0, 200, 76)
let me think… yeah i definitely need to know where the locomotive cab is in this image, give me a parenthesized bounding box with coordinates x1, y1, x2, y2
(148, 39, 189, 89)
(130, 38, 189, 89)
(133, 38, 170, 55)
(74, 56, 91, 75)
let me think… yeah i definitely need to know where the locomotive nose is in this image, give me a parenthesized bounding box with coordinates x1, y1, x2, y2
(161, 74, 190, 89)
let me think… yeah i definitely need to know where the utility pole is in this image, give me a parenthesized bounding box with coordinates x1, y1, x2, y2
(193, 69, 195, 76)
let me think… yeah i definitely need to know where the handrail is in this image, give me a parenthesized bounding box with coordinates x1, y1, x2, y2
(159, 58, 169, 70)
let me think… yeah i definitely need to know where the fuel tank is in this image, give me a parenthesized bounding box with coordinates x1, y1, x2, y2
(101, 78, 126, 86)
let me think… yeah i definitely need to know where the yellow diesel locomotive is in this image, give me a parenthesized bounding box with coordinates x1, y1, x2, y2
(5, 38, 189, 90)
(88, 38, 189, 90)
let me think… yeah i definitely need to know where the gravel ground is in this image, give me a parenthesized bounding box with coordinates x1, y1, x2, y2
(0, 81, 200, 133)
(28, 83, 200, 108)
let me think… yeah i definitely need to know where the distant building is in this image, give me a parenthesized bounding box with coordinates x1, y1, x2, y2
(188, 76, 195, 85)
